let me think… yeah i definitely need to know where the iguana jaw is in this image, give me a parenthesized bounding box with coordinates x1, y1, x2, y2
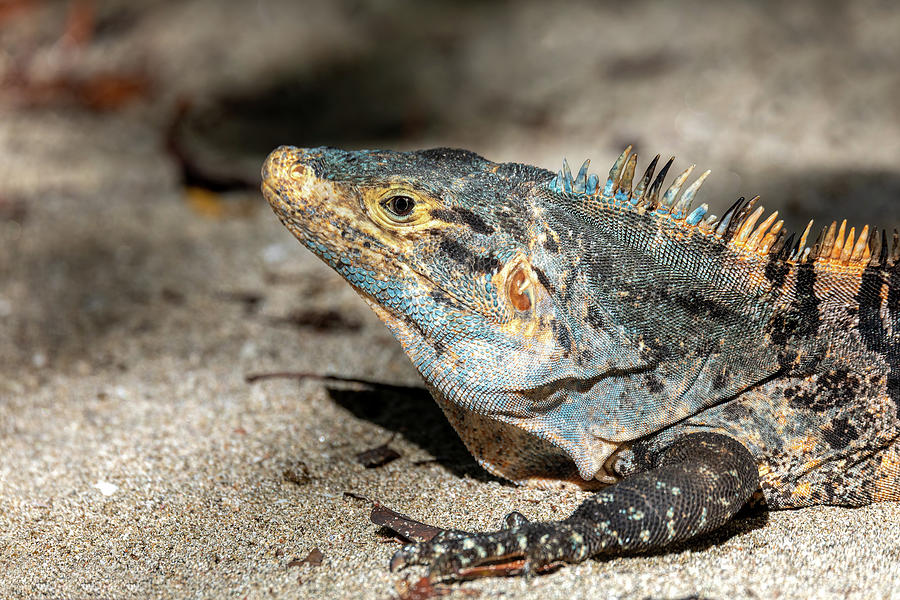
(364, 289, 622, 487)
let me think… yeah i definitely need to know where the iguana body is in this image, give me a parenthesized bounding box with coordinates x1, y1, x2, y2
(261, 145, 900, 578)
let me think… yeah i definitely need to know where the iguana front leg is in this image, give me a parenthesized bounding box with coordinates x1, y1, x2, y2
(390, 432, 759, 579)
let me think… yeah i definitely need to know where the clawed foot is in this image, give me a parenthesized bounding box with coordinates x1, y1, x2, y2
(390, 512, 588, 580)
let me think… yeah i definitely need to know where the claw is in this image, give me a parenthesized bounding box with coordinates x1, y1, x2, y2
(386, 518, 584, 581)
(390, 550, 406, 572)
(521, 559, 536, 582)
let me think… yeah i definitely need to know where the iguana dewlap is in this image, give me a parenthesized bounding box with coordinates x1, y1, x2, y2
(261, 145, 900, 578)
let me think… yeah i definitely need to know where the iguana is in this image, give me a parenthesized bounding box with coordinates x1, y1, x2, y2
(260, 144, 900, 579)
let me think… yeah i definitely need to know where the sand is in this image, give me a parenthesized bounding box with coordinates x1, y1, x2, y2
(1, 1, 899, 598)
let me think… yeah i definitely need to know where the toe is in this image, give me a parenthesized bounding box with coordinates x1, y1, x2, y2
(389, 544, 419, 572)
(503, 511, 530, 529)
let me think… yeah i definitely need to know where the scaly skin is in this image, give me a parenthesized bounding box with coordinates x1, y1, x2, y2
(260, 145, 900, 579)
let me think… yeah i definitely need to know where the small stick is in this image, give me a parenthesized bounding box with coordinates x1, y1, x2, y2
(244, 371, 423, 394)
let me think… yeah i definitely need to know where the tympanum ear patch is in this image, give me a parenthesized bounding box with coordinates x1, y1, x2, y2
(507, 264, 534, 312)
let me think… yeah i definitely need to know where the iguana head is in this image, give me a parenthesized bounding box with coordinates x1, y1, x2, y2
(263, 145, 622, 486)
(261, 145, 827, 488)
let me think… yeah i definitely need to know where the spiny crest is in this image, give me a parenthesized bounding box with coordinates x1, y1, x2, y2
(547, 146, 889, 269)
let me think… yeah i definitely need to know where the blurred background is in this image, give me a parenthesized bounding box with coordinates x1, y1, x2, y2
(5, 0, 900, 370)
(3, 2, 900, 597)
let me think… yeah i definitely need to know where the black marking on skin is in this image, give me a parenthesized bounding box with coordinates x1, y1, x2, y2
(764, 254, 789, 289)
(429, 289, 458, 308)
(561, 268, 580, 305)
(644, 373, 665, 394)
(456, 208, 494, 234)
(584, 254, 616, 293)
(889, 266, 900, 418)
(793, 264, 820, 335)
(782, 368, 861, 412)
(439, 239, 501, 273)
(673, 290, 734, 322)
(578, 347, 594, 363)
(586, 305, 606, 330)
(695, 338, 718, 357)
(533, 267, 555, 296)
(890, 374, 900, 421)
(496, 211, 529, 244)
(856, 267, 885, 351)
(474, 254, 501, 273)
(638, 335, 675, 363)
(825, 415, 859, 449)
(820, 479, 840, 504)
(767, 263, 820, 357)
(720, 400, 753, 423)
(712, 368, 729, 390)
(420, 147, 485, 163)
(544, 235, 559, 253)
(856, 265, 900, 418)
(552, 319, 573, 354)
(431, 208, 495, 235)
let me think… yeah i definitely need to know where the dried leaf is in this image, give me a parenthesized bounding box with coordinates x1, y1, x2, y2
(356, 443, 401, 468)
(77, 73, 151, 110)
(370, 503, 447, 543)
(394, 576, 480, 599)
(303, 548, 323, 566)
(287, 547, 323, 568)
(395, 576, 451, 600)
(160, 287, 184, 304)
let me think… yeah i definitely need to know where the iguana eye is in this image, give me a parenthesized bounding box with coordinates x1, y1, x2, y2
(381, 195, 416, 220)
(368, 188, 432, 228)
